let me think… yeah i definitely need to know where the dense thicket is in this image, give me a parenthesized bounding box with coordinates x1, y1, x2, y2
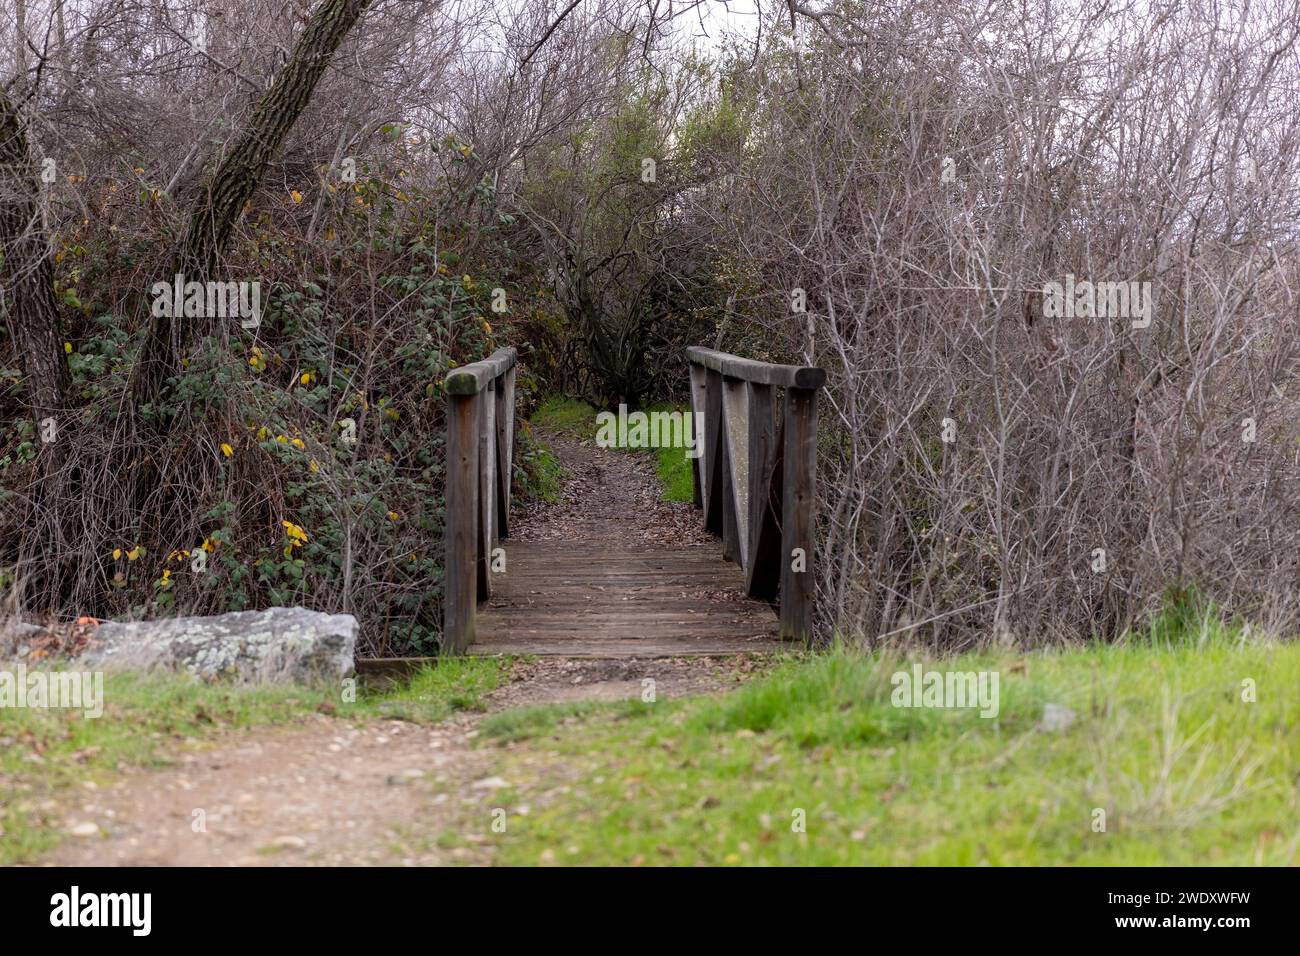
(3, 1, 1297, 652)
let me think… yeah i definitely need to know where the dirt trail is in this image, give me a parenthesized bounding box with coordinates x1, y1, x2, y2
(511, 424, 714, 546)
(45, 427, 771, 866)
(46, 657, 761, 866)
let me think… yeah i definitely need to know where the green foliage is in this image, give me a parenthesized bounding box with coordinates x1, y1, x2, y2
(518, 77, 717, 406)
(514, 426, 565, 503)
(0, 152, 549, 656)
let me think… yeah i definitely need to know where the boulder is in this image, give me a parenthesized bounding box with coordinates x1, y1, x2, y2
(0, 621, 47, 656)
(79, 607, 356, 684)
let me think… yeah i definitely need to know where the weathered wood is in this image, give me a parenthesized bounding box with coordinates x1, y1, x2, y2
(445, 343, 821, 656)
(443, 349, 517, 653)
(779, 386, 818, 642)
(686, 347, 823, 638)
(687, 346, 826, 390)
(444, 347, 518, 396)
(721, 376, 751, 565)
(473, 541, 782, 657)
(476, 379, 497, 600)
(745, 383, 782, 600)
(703, 368, 725, 536)
(495, 364, 516, 538)
(443, 392, 479, 653)
(688, 363, 708, 508)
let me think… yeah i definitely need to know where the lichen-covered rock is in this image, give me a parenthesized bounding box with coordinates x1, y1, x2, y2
(0, 621, 46, 657)
(79, 607, 356, 684)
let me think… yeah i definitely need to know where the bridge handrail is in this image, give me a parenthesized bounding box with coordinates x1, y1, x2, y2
(444, 348, 518, 395)
(686, 347, 825, 642)
(685, 346, 825, 390)
(443, 347, 517, 652)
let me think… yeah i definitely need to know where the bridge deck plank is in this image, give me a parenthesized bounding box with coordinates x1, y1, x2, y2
(471, 539, 785, 657)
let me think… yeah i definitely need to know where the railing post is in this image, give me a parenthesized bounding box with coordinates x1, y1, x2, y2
(779, 386, 818, 642)
(703, 367, 725, 536)
(721, 375, 748, 566)
(477, 378, 497, 600)
(745, 382, 781, 599)
(688, 363, 708, 509)
(444, 390, 480, 654)
(496, 364, 516, 538)
(443, 346, 518, 654)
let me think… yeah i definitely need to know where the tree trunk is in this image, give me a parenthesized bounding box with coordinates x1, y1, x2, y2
(131, 0, 373, 411)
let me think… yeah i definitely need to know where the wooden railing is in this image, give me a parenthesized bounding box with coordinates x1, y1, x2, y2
(686, 347, 826, 642)
(443, 347, 517, 653)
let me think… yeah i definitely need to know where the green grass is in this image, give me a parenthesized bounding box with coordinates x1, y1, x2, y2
(480, 698, 651, 744)
(530, 396, 695, 502)
(472, 634, 1299, 865)
(360, 656, 507, 722)
(515, 410, 568, 503)
(646, 403, 696, 502)
(0, 655, 504, 864)
(531, 396, 598, 436)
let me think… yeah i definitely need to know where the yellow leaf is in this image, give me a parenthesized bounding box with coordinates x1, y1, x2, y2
(290, 438, 305, 450)
(290, 190, 303, 203)
(300, 372, 311, 386)
(112, 548, 122, 560)
(63, 341, 72, 354)
(126, 546, 143, 561)
(308, 460, 319, 473)
(220, 442, 234, 458)
(387, 511, 400, 521)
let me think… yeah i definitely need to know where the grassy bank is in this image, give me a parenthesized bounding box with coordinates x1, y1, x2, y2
(469, 632, 1297, 865)
(531, 396, 695, 502)
(0, 657, 505, 864)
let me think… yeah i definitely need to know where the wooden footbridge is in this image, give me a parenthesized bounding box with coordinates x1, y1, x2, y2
(441, 347, 825, 657)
